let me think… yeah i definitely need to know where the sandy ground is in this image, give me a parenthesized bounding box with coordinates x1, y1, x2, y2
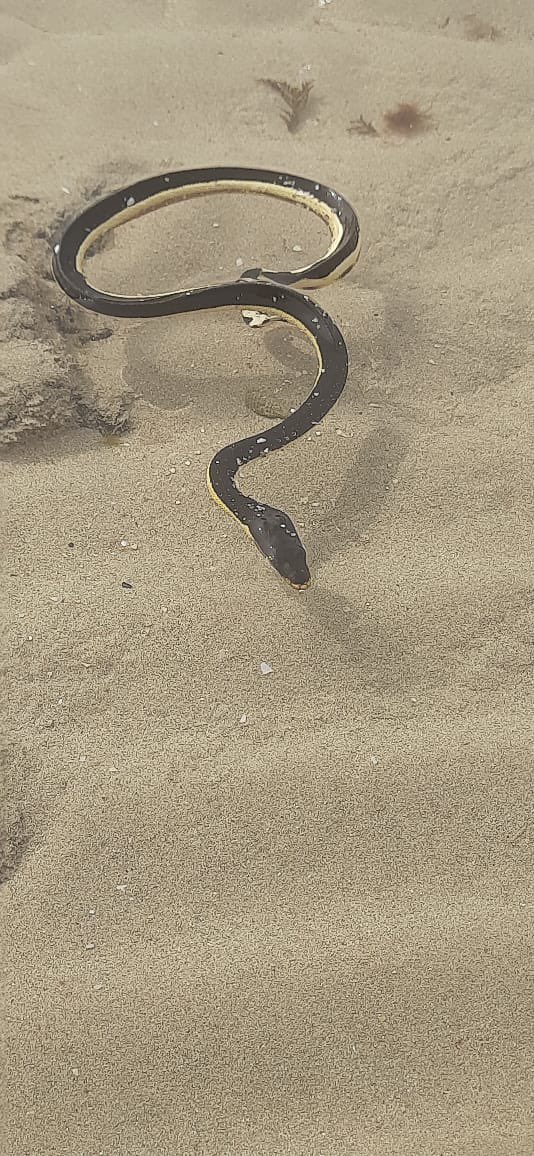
(1, 1, 534, 1153)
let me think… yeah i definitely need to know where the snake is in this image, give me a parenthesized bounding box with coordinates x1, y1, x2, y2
(52, 166, 360, 588)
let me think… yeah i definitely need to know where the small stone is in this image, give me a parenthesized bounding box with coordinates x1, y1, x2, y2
(169, 466, 176, 474)
(260, 662, 273, 676)
(72, 1067, 79, 1077)
(121, 581, 133, 591)
(116, 884, 127, 892)
(120, 539, 129, 547)
(239, 713, 247, 724)
(292, 244, 303, 252)
(370, 756, 379, 766)
(85, 943, 95, 950)
(235, 258, 244, 267)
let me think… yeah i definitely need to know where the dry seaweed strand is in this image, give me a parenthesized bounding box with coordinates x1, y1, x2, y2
(438, 14, 500, 39)
(462, 14, 500, 41)
(260, 78, 314, 133)
(348, 115, 378, 137)
(383, 101, 432, 136)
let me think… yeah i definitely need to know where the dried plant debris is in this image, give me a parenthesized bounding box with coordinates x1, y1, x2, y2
(260, 78, 314, 133)
(383, 101, 432, 136)
(462, 14, 500, 40)
(348, 115, 378, 137)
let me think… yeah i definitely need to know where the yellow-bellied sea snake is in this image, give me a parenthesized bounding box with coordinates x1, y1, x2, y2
(52, 167, 360, 588)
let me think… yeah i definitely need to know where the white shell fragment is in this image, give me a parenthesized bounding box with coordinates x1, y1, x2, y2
(242, 310, 270, 328)
(259, 662, 273, 676)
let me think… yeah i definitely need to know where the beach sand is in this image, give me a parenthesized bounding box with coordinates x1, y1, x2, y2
(1, 1, 534, 1152)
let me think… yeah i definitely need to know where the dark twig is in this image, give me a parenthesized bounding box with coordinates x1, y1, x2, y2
(260, 78, 314, 133)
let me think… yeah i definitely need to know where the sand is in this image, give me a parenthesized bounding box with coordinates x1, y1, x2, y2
(1, 1, 534, 1153)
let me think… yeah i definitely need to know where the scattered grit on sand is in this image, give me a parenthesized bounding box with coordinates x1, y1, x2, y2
(1, 2, 534, 1153)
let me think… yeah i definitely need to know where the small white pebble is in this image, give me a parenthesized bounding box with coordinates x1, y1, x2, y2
(239, 713, 248, 724)
(62, 186, 71, 195)
(85, 943, 95, 950)
(213, 222, 220, 228)
(260, 662, 273, 676)
(184, 459, 191, 466)
(120, 539, 129, 547)
(370, 756, 379, 766)
(88, 908, 96, 915)
(235, 258, 244, 267)
(72, 1067, 79, 1077)
(53, 243, 60, 254)
(292, 244, 303, 252)
(169, 466, 176, 474)
(116, 884, 127, 892)
(27, 635, 33, 641)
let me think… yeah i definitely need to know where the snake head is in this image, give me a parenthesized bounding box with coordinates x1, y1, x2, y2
(247, 504, 311, 588)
